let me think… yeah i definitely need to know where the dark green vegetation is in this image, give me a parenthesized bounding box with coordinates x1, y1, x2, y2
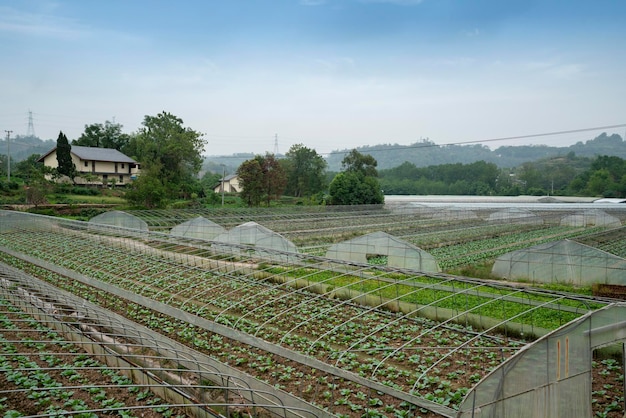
(324, 133, 626, 171)
(328, 149, 384, 205)
(2, 129, 626, 209)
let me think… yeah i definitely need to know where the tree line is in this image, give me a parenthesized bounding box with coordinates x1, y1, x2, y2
(2, 115, 626, 208)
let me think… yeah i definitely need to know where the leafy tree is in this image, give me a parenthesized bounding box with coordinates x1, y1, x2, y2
(329, 172, 384, 205)
(73, 120, 130, 150)
(284, 144, 327, 197)
(124, 164, 167, 208)
(238, 158, 264, 206)
(329, 149, 383, 205)
(55, 131, 76, 182)
(237, 153, 287, 206)
(342, 149, 378, 177)
(123, 112, 205, 206)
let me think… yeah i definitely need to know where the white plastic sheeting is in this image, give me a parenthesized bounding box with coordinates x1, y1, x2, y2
(487, 208, 543, 224)
(325, 231, 440, 272)
(491, 239, 626, 286)
(212, 221, 298, 261)
(170, 216, 225, 240)
(458, 303, 626, 418)
(89, 210, 149, 231)
(560, 209, 622, 227)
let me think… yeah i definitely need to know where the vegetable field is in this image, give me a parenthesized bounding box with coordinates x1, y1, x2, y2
(1, 205, 625, 417)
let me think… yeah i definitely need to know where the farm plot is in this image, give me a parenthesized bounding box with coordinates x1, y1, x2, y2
(575, 226, 626, 258)
(0, 212, 616, 417)
(0, 297, 189, 418)
(126, 208, 610, 270)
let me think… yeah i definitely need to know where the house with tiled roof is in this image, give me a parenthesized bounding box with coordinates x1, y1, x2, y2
(38, 145, 140, 185)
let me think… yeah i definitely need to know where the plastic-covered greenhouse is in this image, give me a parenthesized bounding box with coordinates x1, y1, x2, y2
(326, 231, 440, 272)
(170, 216, 226, 240)
(1, 206, 625, 418)
(559, 209, 622, 227)
(89, 210, 150, 231)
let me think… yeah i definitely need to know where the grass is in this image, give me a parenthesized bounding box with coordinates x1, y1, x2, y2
(47, 194, 127, 204)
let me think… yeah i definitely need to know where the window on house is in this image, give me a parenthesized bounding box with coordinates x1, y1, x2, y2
(119, 175, 123, 183)
(121, 163, 125, 169)
(84, 161, 88, 167)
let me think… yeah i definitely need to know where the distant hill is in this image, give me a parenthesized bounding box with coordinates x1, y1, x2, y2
(0, 135, 55, 162)
(10, 132, 622, 173)
(323, 132, 626, 171)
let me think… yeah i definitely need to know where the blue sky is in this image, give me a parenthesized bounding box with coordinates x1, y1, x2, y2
(1, 0, 625, 156)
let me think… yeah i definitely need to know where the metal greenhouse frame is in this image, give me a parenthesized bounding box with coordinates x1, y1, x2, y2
(0, 209, 624, 417)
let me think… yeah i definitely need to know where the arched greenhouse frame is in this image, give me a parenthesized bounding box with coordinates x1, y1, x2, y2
(1, 204, 625, 417)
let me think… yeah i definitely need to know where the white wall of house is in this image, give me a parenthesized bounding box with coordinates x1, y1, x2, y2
(41, 151, 140, 185)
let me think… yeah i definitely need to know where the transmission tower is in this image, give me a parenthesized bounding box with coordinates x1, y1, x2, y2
(273, 133, 279, 155)
(26, 110, 36, 137)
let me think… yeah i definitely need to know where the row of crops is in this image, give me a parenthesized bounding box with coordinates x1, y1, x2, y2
(0, 297, 188, 418)
(0, 209, 621, 417)
(124, 206, 626, 270)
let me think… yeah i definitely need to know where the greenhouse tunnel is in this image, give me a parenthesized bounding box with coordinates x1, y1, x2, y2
(169, 216, 226, 240)
(211, 221, 298, 261)
(457, 303, 626, 418)
(491, 239, 626, 286)
(89, 210, 149, 231)
(325, 231, 440, 272)
(1, 209, 624, 418)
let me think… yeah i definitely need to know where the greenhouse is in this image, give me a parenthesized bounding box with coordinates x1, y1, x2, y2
(491, 239, 626, 286)
(0, 207, 624, 418)
(325, 231, 440, 272)
(170, 216, 226, 240)
(487, 208, 543, 224)
(212, 221, 298, 261)
(559, 209, 622, 227)
(89, 210, 149, 231)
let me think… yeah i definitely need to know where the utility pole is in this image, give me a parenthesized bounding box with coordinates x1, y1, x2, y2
(221, 165, 226, 206)
(4, 130, 12, 182)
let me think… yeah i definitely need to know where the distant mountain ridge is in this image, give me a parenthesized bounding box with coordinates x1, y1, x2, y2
(7, 132, 624, 173)
(323, 132, 626, 171)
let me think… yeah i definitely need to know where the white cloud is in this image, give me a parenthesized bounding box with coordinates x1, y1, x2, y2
(524, 60, 584, 80)
(0, 5, 87, 39)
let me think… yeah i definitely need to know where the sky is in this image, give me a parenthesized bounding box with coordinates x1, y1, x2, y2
(1, 0, 625, 157)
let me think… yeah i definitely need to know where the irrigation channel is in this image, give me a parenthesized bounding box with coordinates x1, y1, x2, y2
(0, 208, 624, 417)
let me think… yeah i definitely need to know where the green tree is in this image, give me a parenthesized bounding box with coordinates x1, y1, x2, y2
(237, 153, 287, 206)
(237, 158, 264, 206)
(13, 154, 47, 182)
(73, 120, 130, 150)
(123, 112, 205, 206)
(56, 131, 76, 182)
(329, 172, 384, 205)
(124, 164, 167, 208)
(329, 149, 383, 205)
(284, 144, 327, 197)
(342, 149, 378, 177)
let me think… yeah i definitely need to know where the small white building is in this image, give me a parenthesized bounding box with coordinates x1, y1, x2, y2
(214, 174, 240, 194)
(38, 146, 140, 185)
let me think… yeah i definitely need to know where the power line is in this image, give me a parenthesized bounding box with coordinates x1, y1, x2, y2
(322, 123, 626, 157)
(204, 123, 626, 159)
